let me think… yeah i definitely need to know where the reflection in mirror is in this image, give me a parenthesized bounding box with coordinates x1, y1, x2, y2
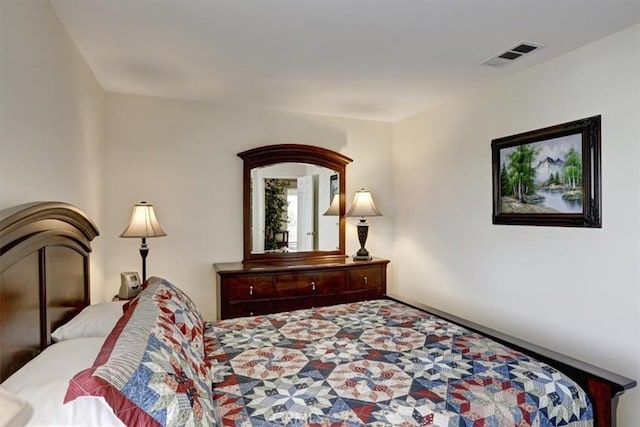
(251, 163, 339, 254)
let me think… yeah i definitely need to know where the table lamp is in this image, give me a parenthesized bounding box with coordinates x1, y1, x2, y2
(120, 201, 166, 281)
(347, 189, 382, 261)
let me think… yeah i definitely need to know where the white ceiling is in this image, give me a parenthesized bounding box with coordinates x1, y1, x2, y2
(51, 0, 639, 122)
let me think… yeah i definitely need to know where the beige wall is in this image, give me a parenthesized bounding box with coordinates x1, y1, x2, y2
(102, 94, 394, 320)
(392, 25, 640, 423)
(0, 0, 106, 296)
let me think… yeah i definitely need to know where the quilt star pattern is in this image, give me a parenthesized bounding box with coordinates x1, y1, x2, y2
(206, 300, 593, 426)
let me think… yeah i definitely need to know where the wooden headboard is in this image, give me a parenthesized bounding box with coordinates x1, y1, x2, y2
(0, 202, 99, 382)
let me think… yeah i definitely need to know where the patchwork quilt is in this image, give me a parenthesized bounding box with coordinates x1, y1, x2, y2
(206, 300, 593, 426)
(66, 277, 217, 427)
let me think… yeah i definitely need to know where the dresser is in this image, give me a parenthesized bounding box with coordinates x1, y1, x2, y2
(214, 257, 390, 320)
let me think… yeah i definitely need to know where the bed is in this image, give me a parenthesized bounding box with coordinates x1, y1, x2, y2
(0, 202, 636, 426)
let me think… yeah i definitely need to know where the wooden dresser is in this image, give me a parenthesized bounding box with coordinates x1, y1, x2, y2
(214, 257, 389, 320)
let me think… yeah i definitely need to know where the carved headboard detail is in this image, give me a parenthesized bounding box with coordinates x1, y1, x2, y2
(0, 202, 99, 382)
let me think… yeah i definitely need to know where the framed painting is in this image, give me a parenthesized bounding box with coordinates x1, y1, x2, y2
(491, 115, 601, 227)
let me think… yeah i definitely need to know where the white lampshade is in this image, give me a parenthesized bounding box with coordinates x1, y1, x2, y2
(120, 201, 167, 238)
(323, 194, 340, 216)
(347, 189, 382, 218)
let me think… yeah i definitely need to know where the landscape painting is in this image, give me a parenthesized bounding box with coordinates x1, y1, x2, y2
(499, 134, 582, 214)
(492, 116, 601, 228)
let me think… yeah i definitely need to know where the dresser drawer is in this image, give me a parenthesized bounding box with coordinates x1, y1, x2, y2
(275, 273, 316, 297)
(314, 294, 346, 308)
(314, 271, 347, 294)
(275, 270, 347, 297)
(227, 301, 275, 318)
(348, 267, 382, 290)
(226, 275, 273, 300)
(275, 297, 313, 313)
(346, 288, 383, 302)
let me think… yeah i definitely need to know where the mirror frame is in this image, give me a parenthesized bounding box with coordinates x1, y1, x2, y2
(238, 144, 353, 263)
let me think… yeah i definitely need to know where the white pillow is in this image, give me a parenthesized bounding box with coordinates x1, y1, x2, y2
(0, 387, 33, 427)
(51, 302, 126, 342)
(2, 338, 124, 426)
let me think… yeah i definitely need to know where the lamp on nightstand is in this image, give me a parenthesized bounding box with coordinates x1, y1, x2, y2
(347, 189, 382, 261)
(120, 201, 166, 282)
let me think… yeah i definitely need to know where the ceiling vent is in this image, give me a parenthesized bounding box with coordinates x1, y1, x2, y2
(482, 41, 545, 67)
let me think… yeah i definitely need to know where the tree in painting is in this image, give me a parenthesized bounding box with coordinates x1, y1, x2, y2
(506, 144, 539, 201)
(500, 164, 510, 196)
(563, 147, 582, 189)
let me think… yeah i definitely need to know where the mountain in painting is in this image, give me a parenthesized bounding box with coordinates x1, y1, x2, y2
(534, 157, 564, 184)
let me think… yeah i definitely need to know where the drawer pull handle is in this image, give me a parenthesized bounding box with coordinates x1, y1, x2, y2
(364, 276, 368, 285)
(249, 311, 254, 316)
(311, 281, 316, 291)
(249, 285, 254, 296)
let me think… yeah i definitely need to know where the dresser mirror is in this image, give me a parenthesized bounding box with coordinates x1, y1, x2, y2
(238, 144, 352, 263)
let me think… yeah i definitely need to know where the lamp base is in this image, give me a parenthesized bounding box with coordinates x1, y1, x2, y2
(354, 220, 372, 261)
(139, 238, 149, 282)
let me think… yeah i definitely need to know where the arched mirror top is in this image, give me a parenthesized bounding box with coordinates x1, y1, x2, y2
(238, 144, 352, 263)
